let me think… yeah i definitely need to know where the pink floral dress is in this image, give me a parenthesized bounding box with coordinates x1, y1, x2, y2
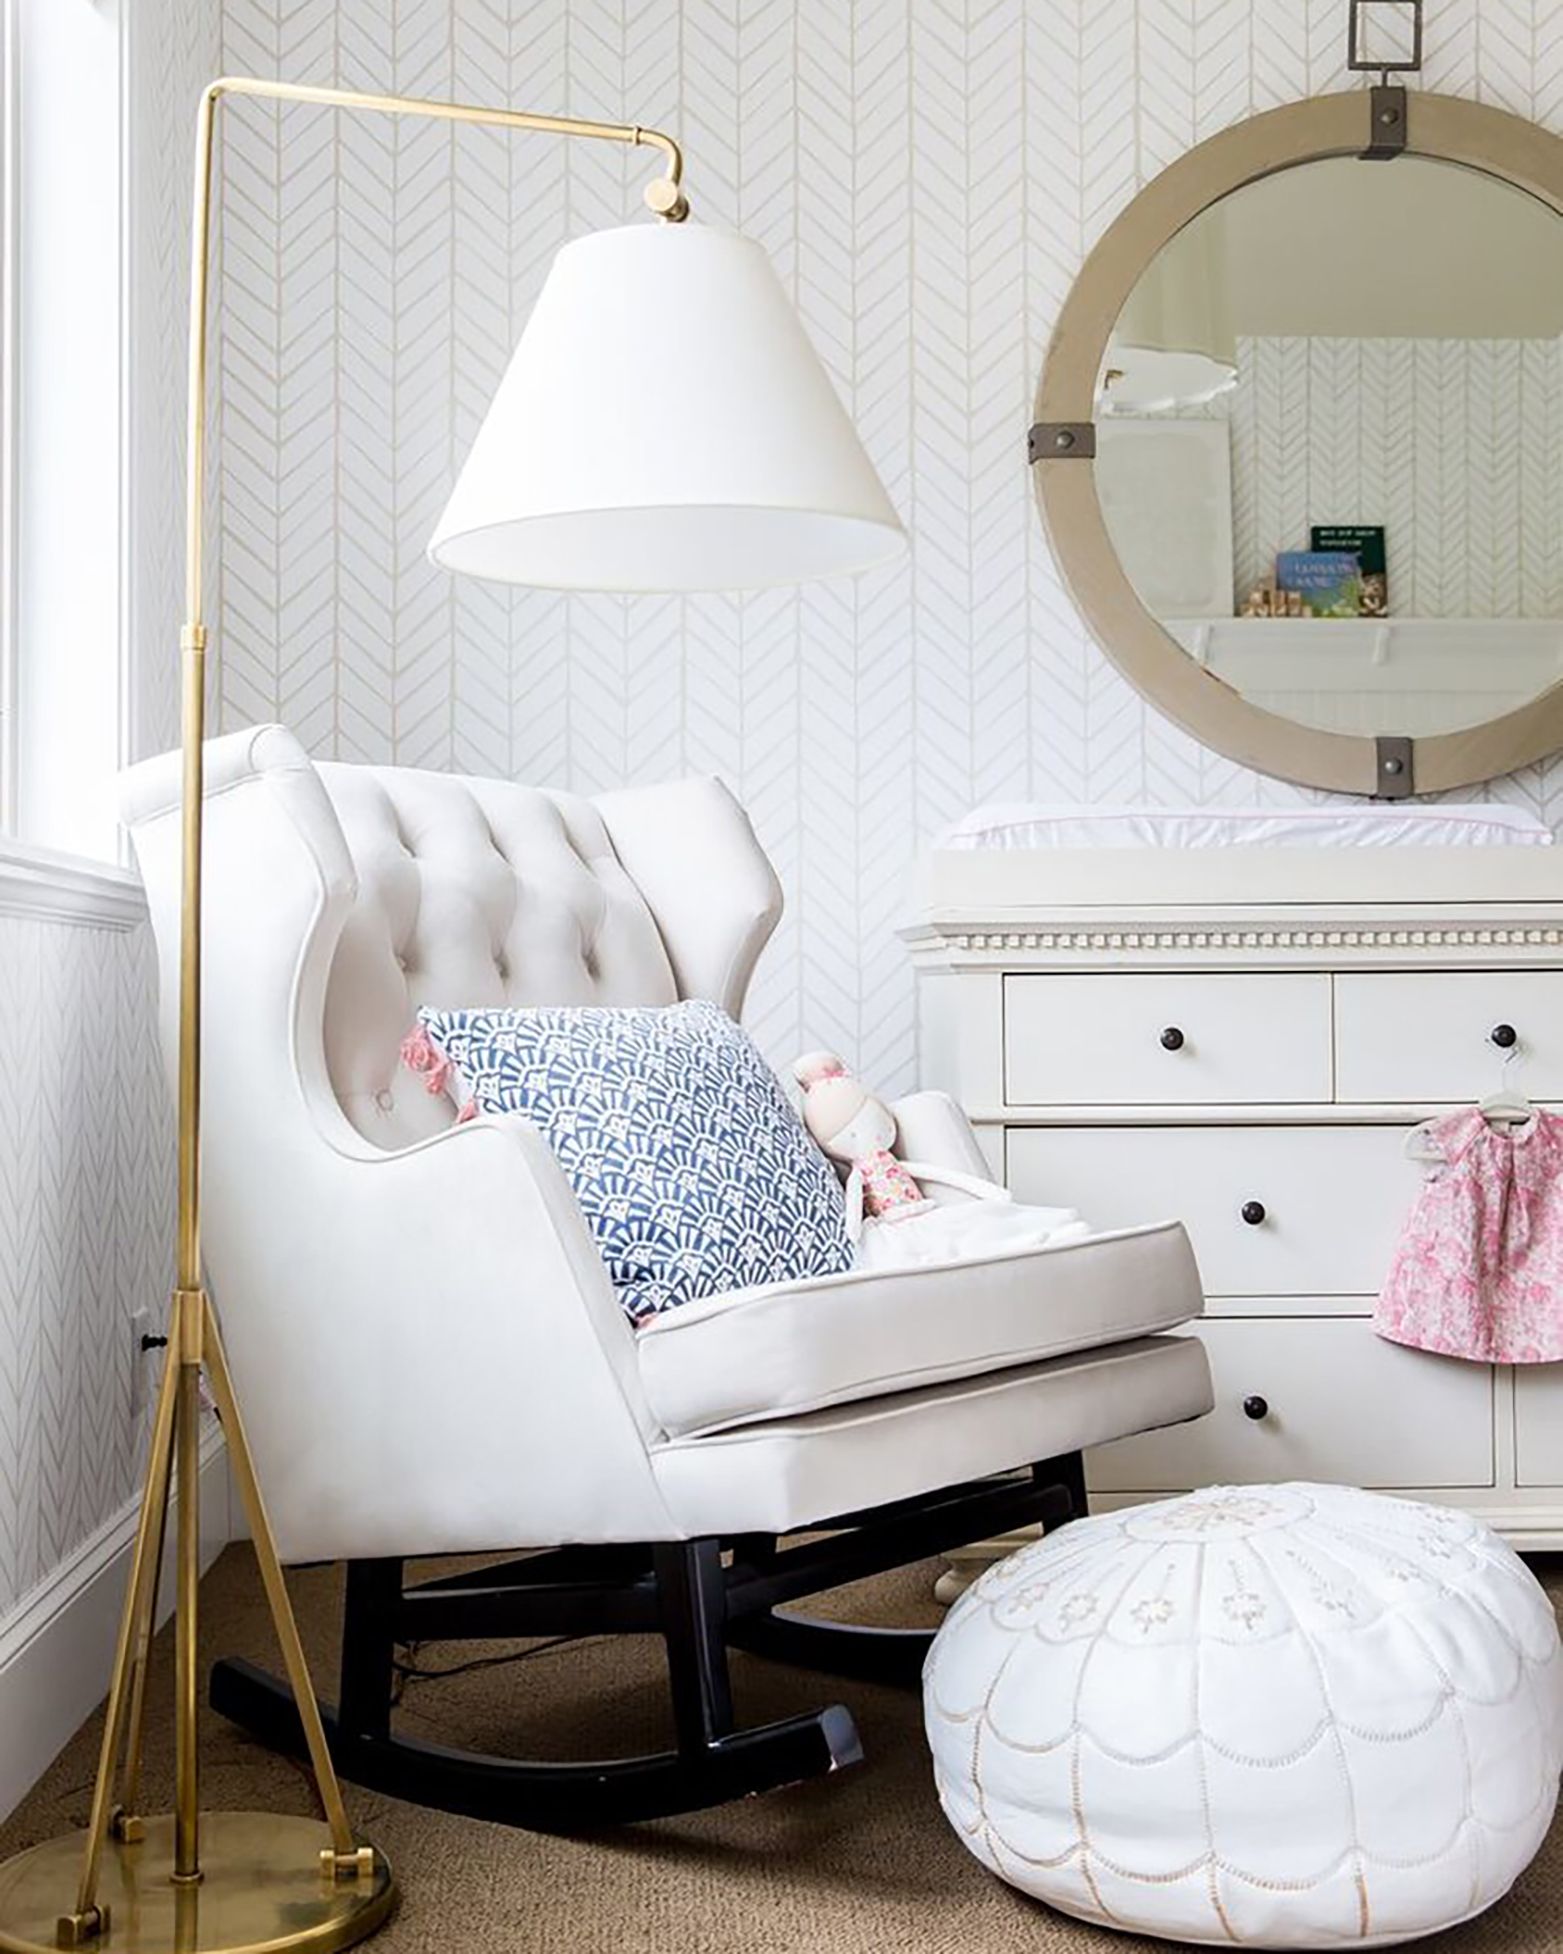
(859, 1146, 926, 1217)
(1376, 1107, 1563, 1363)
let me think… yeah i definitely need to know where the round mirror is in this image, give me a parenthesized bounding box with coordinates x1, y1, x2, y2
(1035, 92, 1563, 795)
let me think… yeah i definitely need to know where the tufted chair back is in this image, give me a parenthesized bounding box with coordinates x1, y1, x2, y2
(318, 765, 684, 1147)
(117, 726, 788, 1558)
(122, 726, 783, 1151)
(120, 722, 788, 1216)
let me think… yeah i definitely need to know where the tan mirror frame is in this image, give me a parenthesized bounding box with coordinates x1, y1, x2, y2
(1034, 89, 1563, 798)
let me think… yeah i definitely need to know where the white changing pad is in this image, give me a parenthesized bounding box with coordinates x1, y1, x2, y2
(937, 801, 1554, 851)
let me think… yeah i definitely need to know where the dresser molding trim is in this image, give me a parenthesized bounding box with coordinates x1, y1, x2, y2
(914, 924, 1563, 956)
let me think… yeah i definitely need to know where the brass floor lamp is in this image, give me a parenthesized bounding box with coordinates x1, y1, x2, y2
(0, 70, 902, 1954)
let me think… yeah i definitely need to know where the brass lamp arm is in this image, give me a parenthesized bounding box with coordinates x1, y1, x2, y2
(202, 74, 684, 179)
(180, 77, 685, 631)
(184, 76, 685, 635)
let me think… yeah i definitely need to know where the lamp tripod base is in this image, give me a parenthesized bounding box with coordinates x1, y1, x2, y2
(0, 1290, 397, 1954)
(0, 1814, 393, 1954)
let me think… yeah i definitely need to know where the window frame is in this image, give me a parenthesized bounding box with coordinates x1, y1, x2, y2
(0, 0, 18, 837)
(0, 0, 143, 910)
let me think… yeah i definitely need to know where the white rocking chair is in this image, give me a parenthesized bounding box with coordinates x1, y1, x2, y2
(119, 725, 1212, 1829)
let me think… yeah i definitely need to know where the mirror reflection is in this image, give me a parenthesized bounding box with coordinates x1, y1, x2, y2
(1097, 155, 1563, 737)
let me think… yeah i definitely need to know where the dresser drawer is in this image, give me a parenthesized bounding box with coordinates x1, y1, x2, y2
(1088, 1318, 1495, 1493)
(1335, 971, 1563, 1103)
(1004, 973, 1332, 1105)
(1514, 1367, 1563, 1486)
(1007, 1124, 1417, 1296)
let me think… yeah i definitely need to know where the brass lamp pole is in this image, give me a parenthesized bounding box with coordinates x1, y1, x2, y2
(0, 77, 687, 1954)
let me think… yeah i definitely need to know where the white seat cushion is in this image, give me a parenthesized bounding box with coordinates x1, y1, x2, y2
(651, 1335, 1212, 1538)
(636, 1219, 1201, 1440)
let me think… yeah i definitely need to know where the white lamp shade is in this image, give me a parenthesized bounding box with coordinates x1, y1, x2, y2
(428, 223, 905, 591)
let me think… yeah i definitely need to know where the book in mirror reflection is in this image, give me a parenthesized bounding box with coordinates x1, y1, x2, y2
(1311, 524, 1388, 617)
(1275, 549, 1363, 619)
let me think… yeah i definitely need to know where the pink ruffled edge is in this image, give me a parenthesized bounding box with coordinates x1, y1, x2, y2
(399, 1024, 479, 1125)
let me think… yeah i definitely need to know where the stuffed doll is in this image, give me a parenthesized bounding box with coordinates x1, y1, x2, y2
(792, 1051, 930, 1222)
(793, 1049, 1089, 1268)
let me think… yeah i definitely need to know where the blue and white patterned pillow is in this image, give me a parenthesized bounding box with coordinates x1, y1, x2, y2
(417, 999, 853, 1325)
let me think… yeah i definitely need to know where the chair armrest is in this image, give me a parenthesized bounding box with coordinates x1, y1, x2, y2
(209, 1106, 682, 1564)
(889, 1089, 994, 1193)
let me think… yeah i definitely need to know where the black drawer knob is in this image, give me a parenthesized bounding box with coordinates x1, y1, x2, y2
(1240, 1200, 1266, 1226)
(1243, 1395, 1269, 1421)
(1490, 1023, 1518, 1050)
(1159, 1026, 1185, 1051)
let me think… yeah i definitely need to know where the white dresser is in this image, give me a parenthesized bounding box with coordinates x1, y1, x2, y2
(905, 845, 1563, 1551)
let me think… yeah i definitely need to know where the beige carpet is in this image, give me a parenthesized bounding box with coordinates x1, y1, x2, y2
(3, 1546, 1562, 1953)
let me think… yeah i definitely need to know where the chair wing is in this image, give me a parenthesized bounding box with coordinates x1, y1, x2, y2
(593, 775, 782, 1019)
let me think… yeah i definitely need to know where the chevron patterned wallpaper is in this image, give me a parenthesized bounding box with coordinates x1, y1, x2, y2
(184, 0, 1563, 1100)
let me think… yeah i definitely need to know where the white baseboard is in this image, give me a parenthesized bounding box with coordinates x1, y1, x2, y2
(0, 1421, 232, 1822)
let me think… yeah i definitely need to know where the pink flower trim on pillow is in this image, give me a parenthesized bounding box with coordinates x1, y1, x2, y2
(401, 1023, 480, 1123)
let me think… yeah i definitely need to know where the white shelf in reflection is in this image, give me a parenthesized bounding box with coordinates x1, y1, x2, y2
(1163, 615, 1563, 738)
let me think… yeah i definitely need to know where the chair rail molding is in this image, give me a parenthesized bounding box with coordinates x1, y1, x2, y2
(0, 836, 145, 930)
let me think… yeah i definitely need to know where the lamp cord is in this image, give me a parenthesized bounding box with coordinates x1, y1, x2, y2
(388, 1636, 594, 1707)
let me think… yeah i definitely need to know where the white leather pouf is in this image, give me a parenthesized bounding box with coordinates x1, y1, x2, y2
(924, 1484, 1563, 1948)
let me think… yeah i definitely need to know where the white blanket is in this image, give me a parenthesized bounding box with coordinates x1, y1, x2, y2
(848, 1161, 1091, 1272)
